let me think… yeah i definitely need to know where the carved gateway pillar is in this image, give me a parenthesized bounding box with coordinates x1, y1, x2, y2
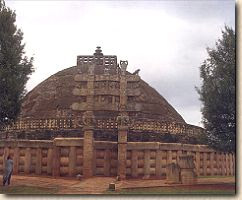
(117, 112, 129, 180)
(82, 111, 96, 178)
(117, 60, 129, 179)
(82, 65, 96, 178)
(119, 60, 128, 111)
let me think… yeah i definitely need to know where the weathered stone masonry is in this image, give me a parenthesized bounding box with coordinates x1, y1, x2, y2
(0, 139, 235, 178)
(1, 47, 204, 143)
(0, 47, 235, 180)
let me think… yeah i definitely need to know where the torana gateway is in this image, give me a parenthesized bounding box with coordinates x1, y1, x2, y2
(0, 47, 235, 180)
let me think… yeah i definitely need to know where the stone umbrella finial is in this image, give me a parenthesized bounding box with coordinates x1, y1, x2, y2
(94, 46, 103, 56)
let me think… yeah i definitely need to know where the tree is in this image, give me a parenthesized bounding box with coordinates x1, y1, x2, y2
(0, 0, 34, 129)
(197, 26, 235, 152)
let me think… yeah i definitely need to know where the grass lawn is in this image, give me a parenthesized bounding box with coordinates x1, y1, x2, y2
(106, 183, 236, 195)
(198, 175, 235, 178)
(0, 185, 58, 194)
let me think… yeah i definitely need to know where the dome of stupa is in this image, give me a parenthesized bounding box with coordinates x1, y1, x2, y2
(1, 47, 204, 142)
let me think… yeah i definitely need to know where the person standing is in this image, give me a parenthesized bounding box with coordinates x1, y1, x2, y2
(3, 155, 13, 186)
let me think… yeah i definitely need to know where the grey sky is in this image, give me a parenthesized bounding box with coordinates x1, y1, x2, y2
(6, 0, 235, 127)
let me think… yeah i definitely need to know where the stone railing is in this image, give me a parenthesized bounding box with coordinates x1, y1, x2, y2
(0, 139, 83, 177)
(0, 118, 204, 137)
(1, 118, 76, 132)
(125, 142, 235, 177)
(0, 139, 235, 178)
(96, 118, 204, 136)
(77, 55, 117, 67)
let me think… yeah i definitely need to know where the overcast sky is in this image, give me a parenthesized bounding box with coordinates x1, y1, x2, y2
(6, 0, 235, 127)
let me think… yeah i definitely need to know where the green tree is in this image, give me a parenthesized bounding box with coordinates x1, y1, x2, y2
(0, 0, 34, 129)
(197, 26, 235, 152)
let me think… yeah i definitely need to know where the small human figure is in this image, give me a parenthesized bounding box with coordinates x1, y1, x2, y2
(3, 155, 13, 186)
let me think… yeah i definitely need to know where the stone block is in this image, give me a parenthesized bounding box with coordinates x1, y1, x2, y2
(178, 155, 197, 185)
(109, 182, 116, 191)
(166, 163, 181, 184)
(180, 168, 197, 185)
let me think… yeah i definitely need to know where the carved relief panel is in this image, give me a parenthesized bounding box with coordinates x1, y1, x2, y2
(127, 81, 140, 89)
(93, 95, 120, 111)
(94, 81, 120, 90)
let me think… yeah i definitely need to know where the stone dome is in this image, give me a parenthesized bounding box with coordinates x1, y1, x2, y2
(20, 54, 185, 124)
(1, 47, 205, 142)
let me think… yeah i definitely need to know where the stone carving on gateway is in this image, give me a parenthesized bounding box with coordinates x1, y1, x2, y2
(116, 112, 130, 128)
(120, 60, 128, 76)
(82, 111, 96, 128)
(0, 47, 205, 142)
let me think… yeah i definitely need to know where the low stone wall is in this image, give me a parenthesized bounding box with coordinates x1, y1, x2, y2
(0, 139, 83, 177)
(125, 142, 235, 177)
(0, 139, 235, 178)
(94, 141, 117, 176)
(0, 140, 53, 176)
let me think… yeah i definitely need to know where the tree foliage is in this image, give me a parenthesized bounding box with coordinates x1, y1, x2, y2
(0, 0, 34, 128)
(197, 26, 235, 152)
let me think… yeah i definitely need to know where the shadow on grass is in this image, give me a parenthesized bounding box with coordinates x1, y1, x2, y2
(0, 185, 58, 194)
(106, 183, 236, 195)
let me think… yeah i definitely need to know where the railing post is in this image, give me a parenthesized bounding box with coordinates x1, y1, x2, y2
(222, 153, 226, 176)
(167, 150, 172, 164)
(229, 153, 233, 176)
(144, 149, 150, 179)
(104, 149, 111, 176)
(232, 153, 235, 176)
(216, 152, 221, 175)
(47, 148, 53, 175)
(155, 150, 162, 178)
(36, 148, 42, 175)
(24, 148, 31, 174)
(226, 153, 229, 176)
(131, 150, 138, 178)
(203, 152, 207, 176)
(195, 151, 200, 176)
(52, 140, 60, 177)
(69, 146, 77, 177)
(210, 152, 214, 176)
(13, 147, 19, 175)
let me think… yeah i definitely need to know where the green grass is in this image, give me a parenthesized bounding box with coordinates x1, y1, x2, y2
(0, 185, 59, 194)
(106, 184, 236, 195)
(198, 175, 235, 178)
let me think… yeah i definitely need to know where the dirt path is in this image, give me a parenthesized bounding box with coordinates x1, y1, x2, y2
(1, 175, 235, 194)
(4, 175, 115, 194)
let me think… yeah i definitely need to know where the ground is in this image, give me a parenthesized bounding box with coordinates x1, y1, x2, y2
(0, 175, 236, 195)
